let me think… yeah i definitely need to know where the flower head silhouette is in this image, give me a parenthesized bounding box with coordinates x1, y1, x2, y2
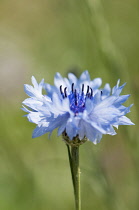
(22, 71, 134, 144)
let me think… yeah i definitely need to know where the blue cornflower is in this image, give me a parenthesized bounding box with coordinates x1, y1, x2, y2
(22, 71, 134, 144)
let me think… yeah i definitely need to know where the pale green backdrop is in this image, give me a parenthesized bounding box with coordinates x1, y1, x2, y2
(0, 0, 138, 209)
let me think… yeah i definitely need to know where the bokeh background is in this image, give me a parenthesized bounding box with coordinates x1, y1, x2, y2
(0, 0, 138, 209)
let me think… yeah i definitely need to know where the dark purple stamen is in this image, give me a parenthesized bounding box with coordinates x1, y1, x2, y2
(60, 85, 64, 98)
(74, 89, 77, 105)
(59, 83, 93, 115)
(60, 85, 63, 94)
(90, 88, 93, 97)
(64, 87, 67, 97)
(82, 84, 84, 92)
(72, 83, 74, 92)
(87, 85, 89, 94)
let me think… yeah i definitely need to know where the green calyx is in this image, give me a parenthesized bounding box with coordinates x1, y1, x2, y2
(62, 131, 88, 147)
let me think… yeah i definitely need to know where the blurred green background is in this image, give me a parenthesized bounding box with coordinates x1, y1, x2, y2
(0, 0, 138, 209)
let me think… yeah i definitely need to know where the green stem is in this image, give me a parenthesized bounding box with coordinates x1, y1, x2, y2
(67, 145, 81, 210)
(72, 146, 81, 210)
(66, 145, 75, 189)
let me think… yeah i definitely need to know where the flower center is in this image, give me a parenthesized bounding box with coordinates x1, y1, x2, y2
(60, 83, 93, 115)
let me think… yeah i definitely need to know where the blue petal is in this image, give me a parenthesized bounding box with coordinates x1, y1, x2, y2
(21, 105, 30, 113)
(58, 123, 66, 136)
(85, 98, 94, 113)
(54, 72, 70, 90)
(68, 73, 77, 85)
(27, 112, 42, 124)
(44, 83, 57, 97)
(66, 118, 78, 140)
(84, 122, 102, 144)
(97, 95, 117, 107)
(91, 78, 102, 89)
(93, 91, 102, 106)
(112, 80, 126, 96)
(90, 121, 106, 134)
(24, 84, 36, 98)
(114, 95, 130, 105)
(117, 116, 135, 125)
(93, 133, 103, 144)
(102, 124, 117, 135)
(32, 123, 50, 138)
(22, 98, 43, 111)
(124, 104, 133, 114)
(46, 113, 70, 134)
(24, 76, 44, 98)
(54, 73, 63, 87)
(102, 83, 111, 97)
(92, 107, 121, 124)
(79, 70, 90, 81)
(78, 120, 86, 140)
(31, 76, 39, 89)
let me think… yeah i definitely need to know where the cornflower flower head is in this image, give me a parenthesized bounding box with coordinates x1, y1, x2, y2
(22, 71, 134, 145)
